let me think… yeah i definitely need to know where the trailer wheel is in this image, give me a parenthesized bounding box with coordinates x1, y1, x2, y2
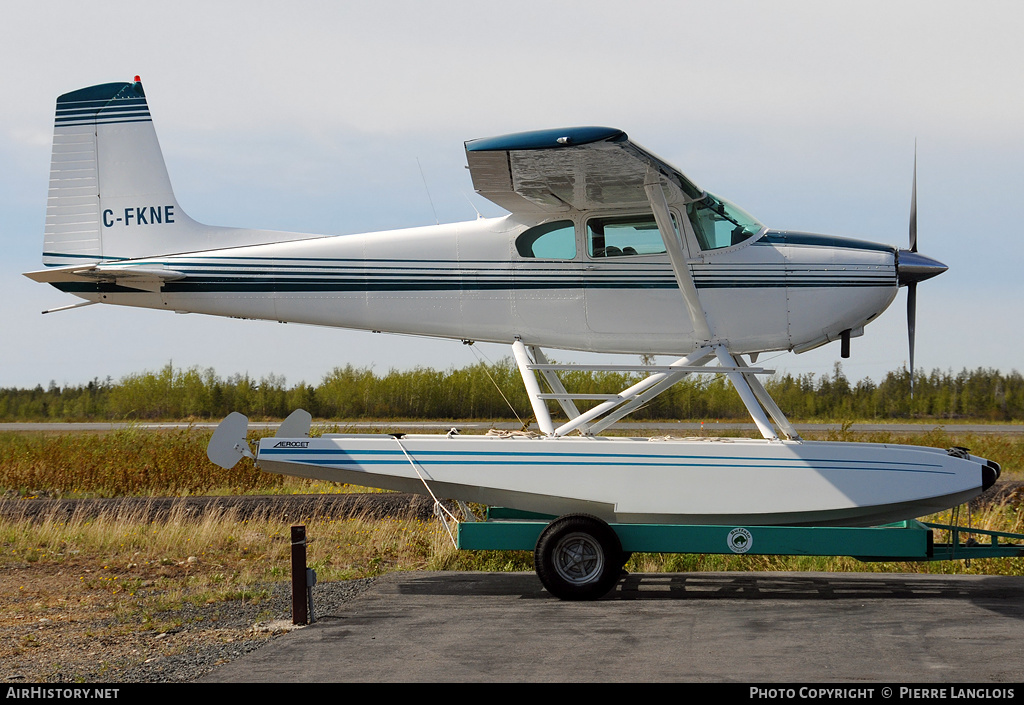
(619, 551, 633, 571)
(534, 514, 623, 600)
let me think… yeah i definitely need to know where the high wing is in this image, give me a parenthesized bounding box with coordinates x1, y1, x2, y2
(465, 127, 705, 215)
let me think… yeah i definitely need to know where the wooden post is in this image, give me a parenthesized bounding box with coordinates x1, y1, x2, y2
(291, 525, 307, 625)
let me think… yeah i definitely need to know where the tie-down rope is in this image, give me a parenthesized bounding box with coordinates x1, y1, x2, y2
(392, 435, 464, 547)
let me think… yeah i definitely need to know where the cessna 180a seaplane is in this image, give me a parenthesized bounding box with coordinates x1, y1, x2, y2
(27, 79, 999, 577)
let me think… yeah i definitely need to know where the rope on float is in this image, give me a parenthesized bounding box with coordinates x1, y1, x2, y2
(392, 435, 461, 547)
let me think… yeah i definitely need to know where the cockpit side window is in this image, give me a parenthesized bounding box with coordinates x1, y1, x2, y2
(685, 193, 764, 250)
(586, 214, 670, 258)
(516, 220, 577, 259)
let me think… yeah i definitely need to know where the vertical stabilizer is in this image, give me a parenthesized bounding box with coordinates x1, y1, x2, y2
(44, 78, 201, 265)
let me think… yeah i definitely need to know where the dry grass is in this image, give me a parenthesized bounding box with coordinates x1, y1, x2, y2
(0, 427, 401, 498)
(3, 497, 1020, 590)
(3, 426, 1022, 498)
(0, 502, 457, 586)
(2, 425, 1021, 582)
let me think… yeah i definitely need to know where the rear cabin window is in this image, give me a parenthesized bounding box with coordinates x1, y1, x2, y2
(587, 214, 670, 258)
(516, 220, 576, 259)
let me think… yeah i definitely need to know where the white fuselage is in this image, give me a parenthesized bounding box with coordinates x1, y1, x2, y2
(33, 81, 901, 358)
(55, 215, 898, 356)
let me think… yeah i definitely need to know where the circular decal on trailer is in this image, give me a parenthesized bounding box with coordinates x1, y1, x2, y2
(727, 528, 752, 553)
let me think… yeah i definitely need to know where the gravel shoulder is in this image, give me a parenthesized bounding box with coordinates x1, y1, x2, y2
(2, 493, 429, 684)
(3, 570, 377, 684)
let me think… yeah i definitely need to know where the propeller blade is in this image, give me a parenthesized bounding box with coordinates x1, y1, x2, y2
(907, 143, 918, 399)
(907, 281, 917, 398)
(909, 143, 918, 252)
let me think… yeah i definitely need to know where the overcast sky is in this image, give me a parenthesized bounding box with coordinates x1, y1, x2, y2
(2, 1, 1022, 391)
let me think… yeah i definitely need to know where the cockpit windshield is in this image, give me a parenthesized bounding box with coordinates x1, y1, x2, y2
(685, 192, 765, 250)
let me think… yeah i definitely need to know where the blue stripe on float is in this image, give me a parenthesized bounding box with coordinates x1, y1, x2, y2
(261, 446, 943, 468)
(260, 449, 949, 475)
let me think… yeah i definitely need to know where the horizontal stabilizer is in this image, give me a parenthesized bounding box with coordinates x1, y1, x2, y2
(24, 263, 185, 292)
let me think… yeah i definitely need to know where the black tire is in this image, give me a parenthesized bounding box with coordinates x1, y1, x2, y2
(534, 514, 623, 600)
(619, 551, 633, 571)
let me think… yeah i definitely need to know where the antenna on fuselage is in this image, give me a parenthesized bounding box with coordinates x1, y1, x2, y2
(462, 191, 484, 220)
(416, 157, 440, 226)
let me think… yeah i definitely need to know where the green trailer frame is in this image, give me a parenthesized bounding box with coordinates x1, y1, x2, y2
(457, 508, 1024, 599)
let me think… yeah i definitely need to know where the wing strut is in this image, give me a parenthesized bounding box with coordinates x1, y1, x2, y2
(512, 339, 555, 435)
(644, 168, 712, 343)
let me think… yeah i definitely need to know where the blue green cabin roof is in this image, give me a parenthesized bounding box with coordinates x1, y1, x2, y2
(466, 126, 625, 152)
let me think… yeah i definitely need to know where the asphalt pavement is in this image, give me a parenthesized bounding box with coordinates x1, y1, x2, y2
(199, 570, 1024, 683)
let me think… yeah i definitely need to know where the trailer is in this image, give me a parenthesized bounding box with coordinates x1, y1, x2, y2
(456, 508, 1024, 600)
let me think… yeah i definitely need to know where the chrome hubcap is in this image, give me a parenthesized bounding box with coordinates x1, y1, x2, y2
(553, 532, 605, 585)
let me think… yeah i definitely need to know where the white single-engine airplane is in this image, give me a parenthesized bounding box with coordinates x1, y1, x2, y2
(27, 79, 999, 589)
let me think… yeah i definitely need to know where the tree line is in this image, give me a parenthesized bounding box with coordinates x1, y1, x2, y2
(1, 361, 1022, 422)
